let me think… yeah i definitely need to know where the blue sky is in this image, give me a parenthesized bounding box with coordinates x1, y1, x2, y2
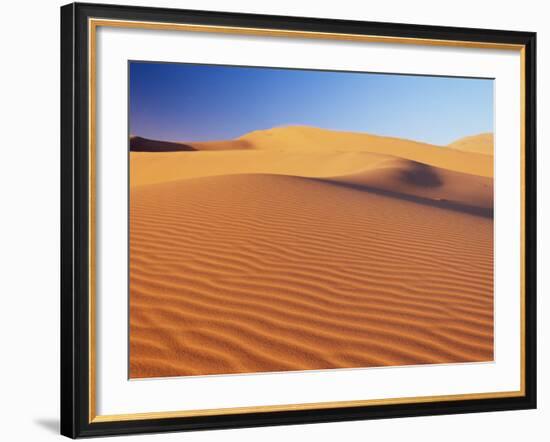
(129, 61, 493, 146)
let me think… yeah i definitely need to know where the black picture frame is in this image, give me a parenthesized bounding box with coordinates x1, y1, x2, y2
(61, 2, 537, 438)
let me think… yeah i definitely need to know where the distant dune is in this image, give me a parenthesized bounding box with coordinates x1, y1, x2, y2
(130, 126, 493, 188)
(448, 133, 494, 155)
(129, 126, 494, 378)
(239, 126, 493, 177)
(130, 136, 195, 152)
(130, 136, 253, 152)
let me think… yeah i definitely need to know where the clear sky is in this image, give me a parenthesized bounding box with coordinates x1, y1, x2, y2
(129, 61, 493, 146)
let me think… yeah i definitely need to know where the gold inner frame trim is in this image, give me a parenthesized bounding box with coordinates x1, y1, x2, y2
(90, 18, 525, 50)
(88, 17, 527, 423)
(92, 391, 524, 423)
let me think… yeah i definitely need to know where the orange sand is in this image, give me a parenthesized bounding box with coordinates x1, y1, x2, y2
(129, 126, 494, 378)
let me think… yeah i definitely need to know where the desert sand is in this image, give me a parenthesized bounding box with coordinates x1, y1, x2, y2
(129, 126, 494, 378)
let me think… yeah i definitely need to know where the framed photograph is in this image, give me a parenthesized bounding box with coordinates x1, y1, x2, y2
(60, 2, 536, 438)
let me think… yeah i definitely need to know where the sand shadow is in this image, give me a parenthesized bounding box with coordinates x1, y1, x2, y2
(317, 178, 493, 219)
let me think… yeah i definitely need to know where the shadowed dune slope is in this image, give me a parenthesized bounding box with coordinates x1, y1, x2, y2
(130, 136, 196, 152)
(129, 173, 494, 378)
(326, 158, 493, 216)
(448, 133, 494, 155)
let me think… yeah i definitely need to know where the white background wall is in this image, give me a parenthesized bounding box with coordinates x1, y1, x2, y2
(0, 0, 546, 440)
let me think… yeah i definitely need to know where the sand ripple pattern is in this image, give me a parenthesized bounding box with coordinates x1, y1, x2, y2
(129, 174, 493, 378)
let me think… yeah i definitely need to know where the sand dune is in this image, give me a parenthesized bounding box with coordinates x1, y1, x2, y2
(240, 126, 493, 177)
(130, 126, 493, 188)
(448, 133, 494, 155)
(129, 126, 494, 378)
(130, 172, 493, 378)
